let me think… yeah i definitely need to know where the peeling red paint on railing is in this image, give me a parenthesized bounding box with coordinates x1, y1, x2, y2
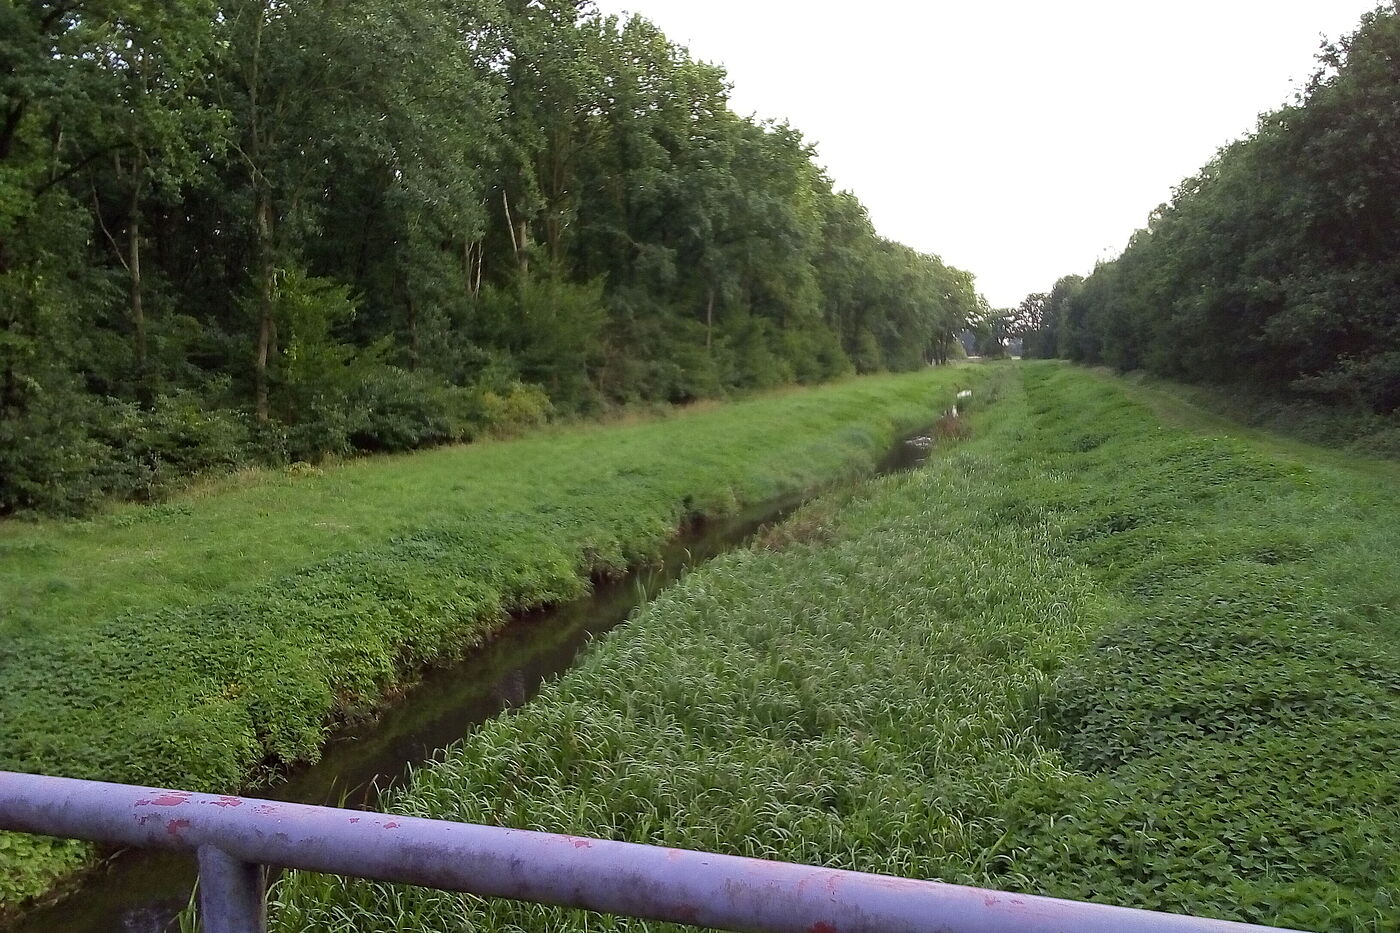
(0, 771, 1307, 933)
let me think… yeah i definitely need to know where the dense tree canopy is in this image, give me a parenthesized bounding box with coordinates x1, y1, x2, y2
(1024, 3, 1400, 416)
(0, 0, 980, 515)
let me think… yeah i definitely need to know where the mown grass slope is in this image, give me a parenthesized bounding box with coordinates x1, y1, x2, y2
(270, 362, 1399, 932)
(0, 369, 979, 911)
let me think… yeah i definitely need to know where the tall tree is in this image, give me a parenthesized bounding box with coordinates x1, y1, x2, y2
(1026, 3, 1400, 413)
(87, 1, 222, 395)
(0, 0, 988, 515)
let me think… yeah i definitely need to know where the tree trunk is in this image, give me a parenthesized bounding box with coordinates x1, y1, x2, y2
(0, 238, 14, 416)
(247, 4, 274, 423)
(253, 187, 274, 423)
(515, 219, 530, 274)
(128, 168, 148, 396)
(464, 238, 484, 298)
(502, 191, 529, 274)
(706, 286, 715, 350)
(406, 288, 419, 369)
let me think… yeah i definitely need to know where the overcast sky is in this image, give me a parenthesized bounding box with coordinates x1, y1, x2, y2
(592, 0, 1382, 307)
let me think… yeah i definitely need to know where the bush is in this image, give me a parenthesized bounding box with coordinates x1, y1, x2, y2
(0, 390, 254, 515)
(848, 329, 883, 373)
(95, 393, 254, 500)
(459, 381, 552, 438)
(476, 275, 606, 412)
(277, 403, 354, 464)
(0, 391, 112, 517)
(346, 367, 456, 453)
(780, 323, 853, 384)
(721, 314, 792, 390)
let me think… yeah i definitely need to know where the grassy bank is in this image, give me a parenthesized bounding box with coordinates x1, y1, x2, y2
(1093, 369, 1400, 466)
(0, 368, 981, 912)
(270, 362, 1399, 932)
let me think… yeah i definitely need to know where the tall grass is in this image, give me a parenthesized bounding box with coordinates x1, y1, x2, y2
(990, 365, 1400, 930)
(0, 368, 982, 912)
(269, 362, 1400, 932)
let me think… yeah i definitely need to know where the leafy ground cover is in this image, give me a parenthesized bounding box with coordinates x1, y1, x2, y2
(269, 362, 1399, 932)
(0, 368, 980, 912)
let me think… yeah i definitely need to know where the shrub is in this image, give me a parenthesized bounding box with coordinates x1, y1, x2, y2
(95, 393, 253, 500)
(0, 391, 112, 516)
(346, 367, 456, 453)
(459, 381, 553, 438)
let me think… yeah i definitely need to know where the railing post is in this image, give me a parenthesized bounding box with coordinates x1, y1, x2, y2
(196, 845, 266, 933)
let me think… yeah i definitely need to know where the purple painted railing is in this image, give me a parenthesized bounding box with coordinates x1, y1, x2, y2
(0, 771, 1304, 933)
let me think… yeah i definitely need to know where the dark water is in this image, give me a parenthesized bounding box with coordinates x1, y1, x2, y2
(11, 428, 937, 933)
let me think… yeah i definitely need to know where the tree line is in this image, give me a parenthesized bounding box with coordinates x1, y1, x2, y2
(0, 0, 980, 516)
(1020, 3, 1400, 418)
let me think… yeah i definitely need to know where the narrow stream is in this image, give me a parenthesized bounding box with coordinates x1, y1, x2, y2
(11, 426, 939, 933)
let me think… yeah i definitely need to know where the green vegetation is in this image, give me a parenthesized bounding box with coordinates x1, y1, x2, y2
(0, 368, 976, 910)
(9, 4, 1398, 929)
(1018, 3, 1400, 425)
(1, 0, 980, 517)
(1109, 370, 1400, 463)
(270, 362, 1400, 932)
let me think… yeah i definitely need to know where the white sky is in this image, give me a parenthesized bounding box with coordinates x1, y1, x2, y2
(593, 0, 1382, 307)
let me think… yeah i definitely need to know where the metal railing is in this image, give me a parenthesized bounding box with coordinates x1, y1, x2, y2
(0, 771, 1303, 933)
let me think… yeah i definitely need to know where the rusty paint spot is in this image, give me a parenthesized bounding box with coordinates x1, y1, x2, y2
(166, 818, 191, 837)
(384, 822, 400, 830)
(666, 848, 684, 862)
(135, 792, 190, 807)
(349, 817, 360, 824)
(209, 796, 243, 808)
(810, 923, 839, 933)
(984, 895, 998, 907)
(571, 838, 592, 849)
(252, 804, 279, 815)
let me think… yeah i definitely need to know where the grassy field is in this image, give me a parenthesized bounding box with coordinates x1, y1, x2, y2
(0, 368, 982, 911)
(268, 362, 1400, 932)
